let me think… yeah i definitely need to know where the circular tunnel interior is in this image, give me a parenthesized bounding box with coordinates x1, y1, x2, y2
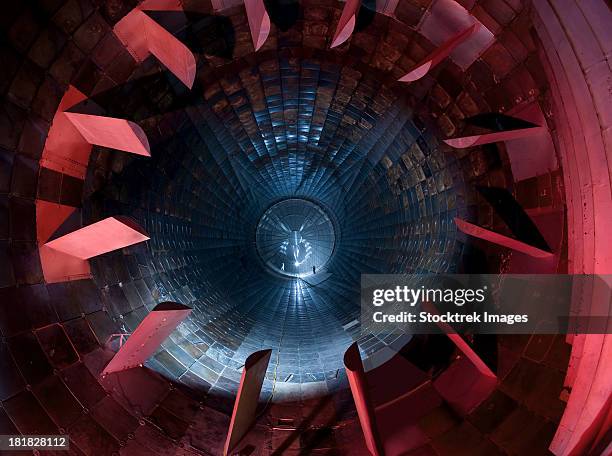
(1, 0, 610, 455)
(256, 198, 336, 278)
(83, 44, 470, 394)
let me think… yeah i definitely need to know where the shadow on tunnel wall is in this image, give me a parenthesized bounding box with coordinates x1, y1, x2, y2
(146, 11, 236, 59)
(264, 0, 301, 31)
(356, 0, 376, 32)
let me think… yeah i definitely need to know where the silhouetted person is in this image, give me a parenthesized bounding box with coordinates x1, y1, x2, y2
(312, 265, 316, 274)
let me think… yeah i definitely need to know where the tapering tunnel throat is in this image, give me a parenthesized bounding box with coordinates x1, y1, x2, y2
(3, 0, 609, 453)
(256, 199, 336, 277)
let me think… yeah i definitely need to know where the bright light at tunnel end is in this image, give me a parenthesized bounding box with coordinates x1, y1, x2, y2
(255, 198, 336, 278)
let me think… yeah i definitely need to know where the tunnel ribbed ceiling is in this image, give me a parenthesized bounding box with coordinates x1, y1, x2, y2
(82, 35, 469, 396)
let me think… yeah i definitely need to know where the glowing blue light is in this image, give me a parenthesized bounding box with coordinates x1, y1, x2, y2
(255, 199, 335, 278)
